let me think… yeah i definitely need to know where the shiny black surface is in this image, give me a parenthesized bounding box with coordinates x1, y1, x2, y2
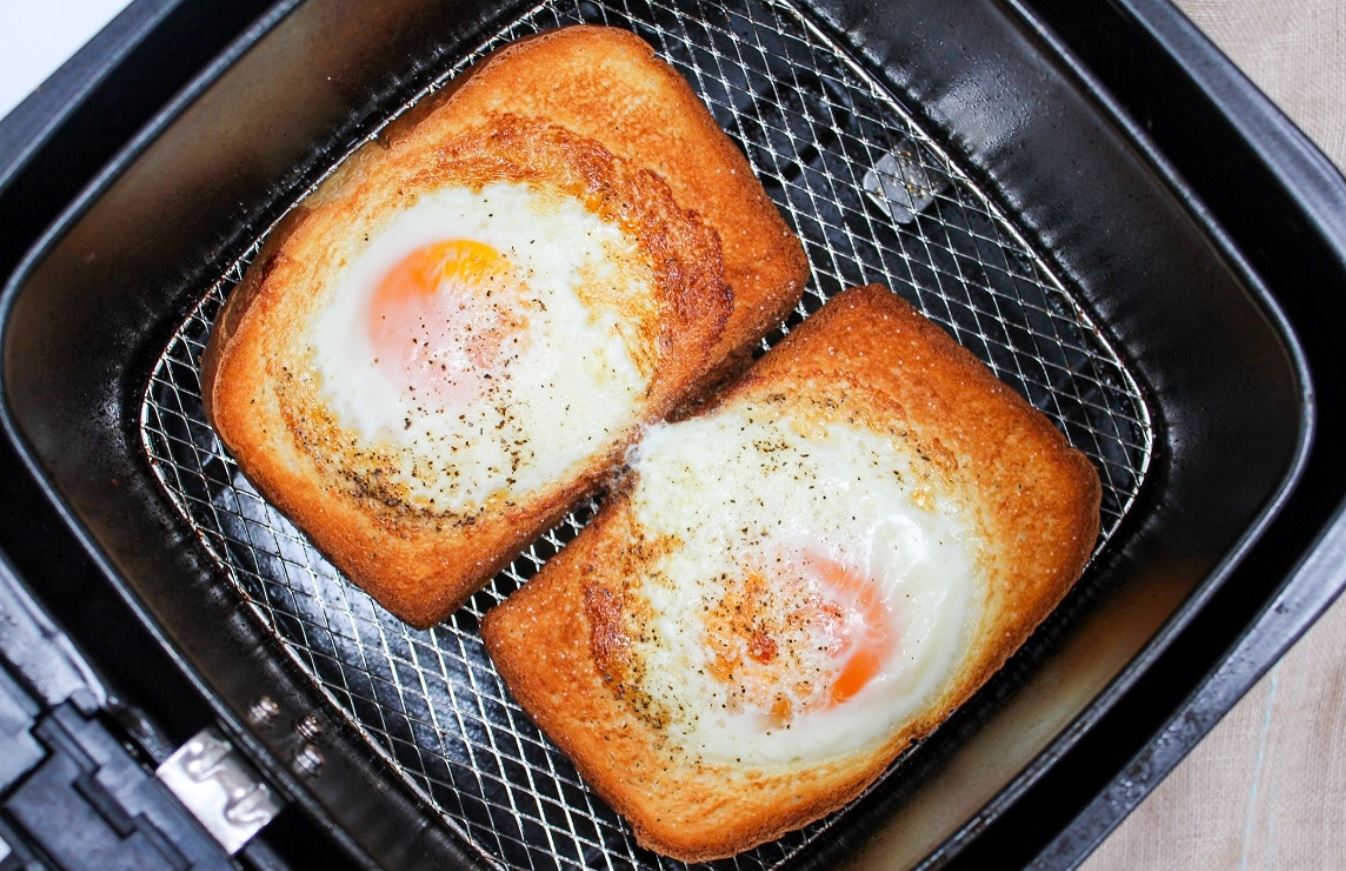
(0, 0, 1342, 868)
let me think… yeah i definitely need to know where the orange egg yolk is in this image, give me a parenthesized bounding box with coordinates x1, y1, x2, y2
(367, 239, 522, 404)
(704, 550, 897, 726)
(802, 551, 898, 707)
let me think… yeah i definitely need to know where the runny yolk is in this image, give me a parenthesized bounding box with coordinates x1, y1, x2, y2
(367, 239, 520, 403)
(702, 551, 897, 726)
(802, 552, 898, 707)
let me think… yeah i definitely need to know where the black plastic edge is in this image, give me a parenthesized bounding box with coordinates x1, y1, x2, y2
(1, 0, 1344, 869)
(1015, 0, 1346, 865)
(0, 553, 232, 870)
(0, 0, 178, 190)
(0, 0, 302, 290)
(0, 2, 390, 869)
(782, 1, 1327, 868)
(1, 702, 234, 870)
(0, 551, 107, 717)
(1040, 502, 1346, 868)
(0, 549, 304, 871)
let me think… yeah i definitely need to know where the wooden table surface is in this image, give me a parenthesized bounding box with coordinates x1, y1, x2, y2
(1084, 2, 1346, 868)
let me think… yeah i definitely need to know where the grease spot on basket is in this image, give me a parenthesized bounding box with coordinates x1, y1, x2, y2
(862, 139, 949, 224)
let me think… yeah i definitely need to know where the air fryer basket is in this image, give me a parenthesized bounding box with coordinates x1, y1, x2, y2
(0, 0, 1333, 868)
(141, 1, 1152, 867)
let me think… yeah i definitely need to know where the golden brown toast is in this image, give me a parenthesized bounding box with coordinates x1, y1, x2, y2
(202, 25, 808, 628)
(482, 285, 1101, 860)
(203, 115, 731, 628)
(387, 24, 809, 380)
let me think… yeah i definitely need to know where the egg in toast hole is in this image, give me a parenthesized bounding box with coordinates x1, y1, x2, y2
(609, 402, 979, 765)
(367, 238, 529, 406)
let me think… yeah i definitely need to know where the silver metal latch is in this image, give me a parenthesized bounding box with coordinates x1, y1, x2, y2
(155, 726, 283, 854)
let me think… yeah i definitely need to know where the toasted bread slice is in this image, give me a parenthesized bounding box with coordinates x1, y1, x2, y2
(203, 114, 731, 628)
(482, 285, 1101, 861)
(203, 26, 807, 628)
(386, 24, 809, 381)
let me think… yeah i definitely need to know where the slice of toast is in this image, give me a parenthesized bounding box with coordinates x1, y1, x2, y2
(202, 26, 807, 628)
(482, 285, 1101, 861)
(386, 24, 809, 382)
(203, 113, 732, 628)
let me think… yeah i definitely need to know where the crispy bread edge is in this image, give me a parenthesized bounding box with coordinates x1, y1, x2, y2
(201, 114, 730, 628)
(483, 285, 1101, 859)
(395, 25, 809, 383)
(201, 23, 810, 626)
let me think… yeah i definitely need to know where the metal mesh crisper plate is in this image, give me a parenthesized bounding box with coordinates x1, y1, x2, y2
(140, 0, 1153, 868)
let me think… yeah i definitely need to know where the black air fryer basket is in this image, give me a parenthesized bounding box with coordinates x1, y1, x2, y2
(1, 0, 1344, 868)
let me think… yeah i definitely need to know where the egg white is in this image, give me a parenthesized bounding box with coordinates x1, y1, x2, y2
(626, 404, 980, 765)
(304, 181, 651, 515)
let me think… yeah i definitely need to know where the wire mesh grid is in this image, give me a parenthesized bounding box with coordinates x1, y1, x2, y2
(140, 0, 1153, 868)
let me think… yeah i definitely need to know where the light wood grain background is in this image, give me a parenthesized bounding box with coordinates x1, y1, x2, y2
(1084, 2, 1346, 868)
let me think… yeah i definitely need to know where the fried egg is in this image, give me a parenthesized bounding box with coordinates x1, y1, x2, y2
(304, 180, 654, 516)
(624, 403, 980, 765)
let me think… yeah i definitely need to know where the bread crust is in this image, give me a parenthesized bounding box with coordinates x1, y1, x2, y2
(203, 26, 811, 627)
(482, 285, 1101, 861)
(203, 115, 731, 628)
(387, 25, 809, 384)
